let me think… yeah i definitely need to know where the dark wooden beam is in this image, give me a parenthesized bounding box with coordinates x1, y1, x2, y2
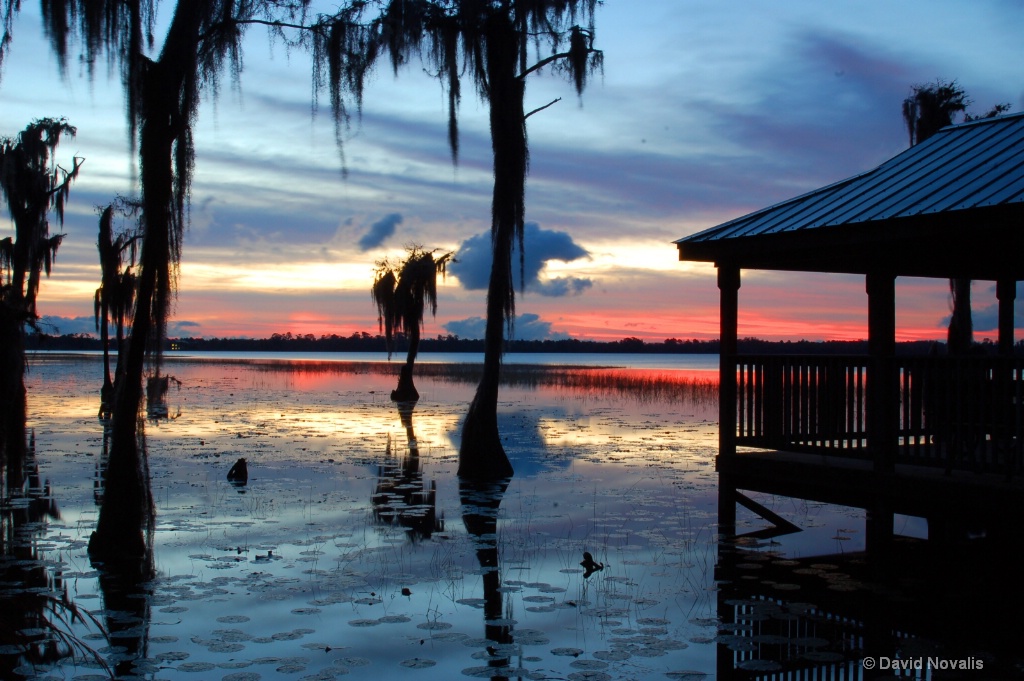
(718, 265, 740, 461)
(866, 271, 897, 474)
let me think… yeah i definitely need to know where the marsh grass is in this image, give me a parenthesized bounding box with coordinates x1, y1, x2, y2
(207, 358, 719, 405)
(0, 590, 113, 679)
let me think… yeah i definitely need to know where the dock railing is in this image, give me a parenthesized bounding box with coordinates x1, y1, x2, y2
(734, 354, 1024, 475)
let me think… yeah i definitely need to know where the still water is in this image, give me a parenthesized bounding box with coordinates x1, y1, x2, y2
(2, 354, 1018, 679)
(161, 351, 721, 371)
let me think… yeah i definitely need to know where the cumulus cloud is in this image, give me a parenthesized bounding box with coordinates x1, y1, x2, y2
(536, 277, 593, 297)
(37, 316, 97, 336)
(444, 312, 569, 341)
(449, 222, 592, 296)
(442, 316, 486, 340)
(35, 316, 205, 339)
(169, 321, 203, 338)
(358, 213, 403, 251)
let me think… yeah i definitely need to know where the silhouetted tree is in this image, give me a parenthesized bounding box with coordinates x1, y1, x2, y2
(95, 201, 141, 417)
(901, 80, 1010, 355)
(329, 1, 598, 477)
(901, 79, 968, 147)
(372, 246, 453, 401)
(1, 2, 602, 502)
(448, 3, 600, 477)
(311, 1, 601, 477)
(11, 0, 319, 562)
(0, 118, 82, 488)
(41, 1, 213, 561)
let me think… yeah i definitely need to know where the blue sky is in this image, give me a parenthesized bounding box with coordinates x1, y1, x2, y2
(2, 0, 1022, 341)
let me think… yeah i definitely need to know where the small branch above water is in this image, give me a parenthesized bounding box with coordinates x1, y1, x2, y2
(525, 97, 561, 120)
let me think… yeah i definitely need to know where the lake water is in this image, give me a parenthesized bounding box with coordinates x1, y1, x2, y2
(161, 351, 721, 371)
(2, 353, 1019, 679)
(46, 350, 721, 371)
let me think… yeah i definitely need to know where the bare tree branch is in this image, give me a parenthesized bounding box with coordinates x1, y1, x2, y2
(517, 49, 573, 80)
(525, 97, 561, 119)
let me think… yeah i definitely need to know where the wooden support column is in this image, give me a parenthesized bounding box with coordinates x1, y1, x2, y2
(865, 497, 893, 578)
(866, 271, 897, 473)
(717, 473, 736, 538)
(997, 279, 1016, 356)
(718, 265, 740, 461)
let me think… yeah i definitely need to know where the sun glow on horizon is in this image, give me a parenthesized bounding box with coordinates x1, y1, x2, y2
(180, 261, 375, 293)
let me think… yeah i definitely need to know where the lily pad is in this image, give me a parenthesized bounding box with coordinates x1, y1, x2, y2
(177, 661, 217, 672)
(400, 658, 437, 669)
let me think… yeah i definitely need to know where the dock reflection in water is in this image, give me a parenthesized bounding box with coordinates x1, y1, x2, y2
(715, 462, 1024, 679)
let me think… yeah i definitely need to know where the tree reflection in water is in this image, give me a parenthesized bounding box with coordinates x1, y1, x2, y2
(372, 402, 444, 542)
(0, 431, 109, 678)
(460, 477, 515, 678)
(94, 541, 153, 679)
(89, 420, 155, 678)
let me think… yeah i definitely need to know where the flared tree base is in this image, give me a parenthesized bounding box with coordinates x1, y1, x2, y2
(391, 364, 420, 402)
(99, 382, 114, 419)
(88, 527, 149, 569)
(90, 423, 154, 568)
(458, 399, 514, 479)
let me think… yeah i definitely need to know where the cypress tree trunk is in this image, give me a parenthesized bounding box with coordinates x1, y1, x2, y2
(948, 277, 973, 355)
(89, 56, 168, 559)
(0, 308, 27, 491)
(113, 315, 129, 400)
(392, 323, 421, 402)
(459, 274, 514, 478)
(90, 3, 204, 563)
(99, 316, 113, 413)
(98, 207, 115, 414)
(458, 16, 520, 480)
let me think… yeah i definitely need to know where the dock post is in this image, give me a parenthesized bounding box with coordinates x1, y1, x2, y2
(718, 265, 740, 462)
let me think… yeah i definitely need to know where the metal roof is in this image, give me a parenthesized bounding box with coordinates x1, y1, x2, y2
(676, 112, 1024, 279)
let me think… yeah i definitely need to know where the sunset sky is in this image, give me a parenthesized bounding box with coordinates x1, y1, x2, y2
(2, 1, 1022, 343)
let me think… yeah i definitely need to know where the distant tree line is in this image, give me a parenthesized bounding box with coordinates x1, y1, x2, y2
(30, 331, 1011, 356)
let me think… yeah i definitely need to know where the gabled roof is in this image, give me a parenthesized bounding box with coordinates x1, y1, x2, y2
(676, 112, 1024, 280)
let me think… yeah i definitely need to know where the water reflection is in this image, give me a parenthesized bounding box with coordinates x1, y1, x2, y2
(459, 477, 515, 678)
(33, 354, 1024, 678)
(372, 403, 444, 542)
(715, 470, 1024, 678)
(146, 372, 182, 422)
(0, 432, 108, 678)
(94, 544, 154, 678)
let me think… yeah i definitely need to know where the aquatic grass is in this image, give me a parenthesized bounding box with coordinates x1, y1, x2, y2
(0, 581, 114, 679)
(181, 357, 719, 405)
(1, 455, 114, 679)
